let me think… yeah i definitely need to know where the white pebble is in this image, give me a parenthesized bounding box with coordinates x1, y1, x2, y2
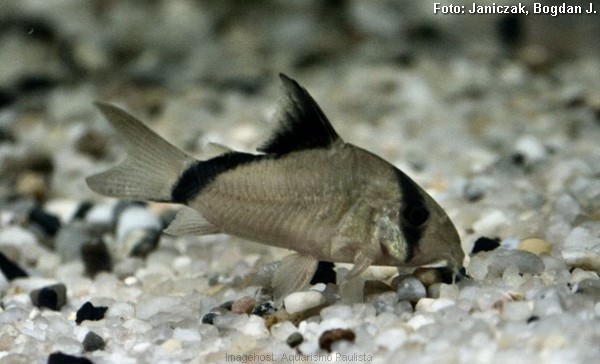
(502, 301, 532, 321)
(374, 327, 408, 351)
(123, 318, 153, 334)
(284, 291, 326, 314)
(116, 207, 162, 243)
(270, 321, 298, 341)
(240, 315, 269, 338)
(136, 296, 182, 320)
(85, 202, 115, 225)
(172, 327, 202, 342)
(473, 209, 509, 235)
(515, 135, 546, 162)
(406, 314, 435, 331)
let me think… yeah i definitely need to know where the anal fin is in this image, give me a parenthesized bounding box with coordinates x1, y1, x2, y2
(272, 253, 318, 300)
(163, 206, 220, 236)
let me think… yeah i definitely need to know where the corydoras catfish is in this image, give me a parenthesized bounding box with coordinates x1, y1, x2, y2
(87, 74, 464, 298)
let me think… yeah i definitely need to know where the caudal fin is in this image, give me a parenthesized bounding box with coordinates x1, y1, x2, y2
(86, 102, 194, 202)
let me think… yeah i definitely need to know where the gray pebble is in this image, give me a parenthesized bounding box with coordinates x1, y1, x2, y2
(128, 228, 161, 258)
(54, 221, 103, 262)
(30, 283, 67, 311)
(286, 332, 303, 348)
(395, 277, 427, 302)
(467, 248, 545, 280)
(575, 279, 600, 297)
(82, 331, 105, 352)
(368, 291, 400, 314)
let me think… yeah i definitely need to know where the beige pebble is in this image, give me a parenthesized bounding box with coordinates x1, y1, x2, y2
(16, 172, 47, 201)
(231, 296, 257, 314)
(519, 238, 552, 256)
(413, 268, 442, 287)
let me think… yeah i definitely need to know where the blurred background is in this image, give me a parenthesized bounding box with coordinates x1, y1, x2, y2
(0, 0, 599, 205)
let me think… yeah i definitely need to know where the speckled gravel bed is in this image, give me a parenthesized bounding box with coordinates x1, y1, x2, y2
(1, 1, 600, 364)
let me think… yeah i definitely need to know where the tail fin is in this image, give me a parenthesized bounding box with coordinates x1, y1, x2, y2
(86, 102, 194, 202)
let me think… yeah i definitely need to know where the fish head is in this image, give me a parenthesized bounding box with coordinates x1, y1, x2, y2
(400, 192, 465, 274)
(386, 169, 465, 275)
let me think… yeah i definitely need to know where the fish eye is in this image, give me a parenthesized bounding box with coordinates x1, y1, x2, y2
(402, 205, 430, 228)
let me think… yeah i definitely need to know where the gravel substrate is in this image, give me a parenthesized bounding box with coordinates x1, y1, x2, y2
(1, 1, 600, 363)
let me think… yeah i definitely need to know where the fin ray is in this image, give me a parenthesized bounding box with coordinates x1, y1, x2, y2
(87, 102, 194, 201)
(257, 74, 342, 155)
(163, 206, 220, 236)
(273, 253, 318, 299)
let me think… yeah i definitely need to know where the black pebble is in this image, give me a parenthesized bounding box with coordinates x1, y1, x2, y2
(251, 301, 275, 316)
(310, 261, 336, 285)
(286, 332, 304, 348)
(47, 351, 94, 364)
(219, 300, 234, 310)
(80, 238, 112, 277)
(29, 206, 61, 236)
(201, 312, 218, 325)
(82, 331, 105, 352)
(0, 251, 28, 280)
(30, 284, 67, 311)
(129, 229, 161, 258)
(471, 237, 501, 254)
(76, 302, 108, 325)
(318, 328, 356, 352)
(72, 201, 94, 220)
(527, 315, 540, 323)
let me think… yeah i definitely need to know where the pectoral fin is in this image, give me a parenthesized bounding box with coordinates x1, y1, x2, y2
(163, 206, 220, 236)
(272, 253, 318, 299)
(345, 250, 373, 280)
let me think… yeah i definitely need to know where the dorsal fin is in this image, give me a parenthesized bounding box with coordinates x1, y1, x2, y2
(257, 74, 342, 155)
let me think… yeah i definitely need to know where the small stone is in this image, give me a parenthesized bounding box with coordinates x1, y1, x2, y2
(231, 296, 257, 314)
(128, 228, 161, 258)
(82, 331, 105, 352)
(76, 302, 108, 325)
(471, 236, 501, 254)
(47, 351, 94, 364)
(76, 129, 108, 159)
(467, 249, 544, 280)
(201, 312, 219, 325)
(395, 277, 426, 302)
(116, 206, 161, 243)
(54, 221, 104, 262)
(30, 283, 67, 311)
(16, 172, 47, 201)
(283, 291, 326, 314)
(575, 279, 600, 297)
(251, 301, 275, 316)
(72, 201, 94, 221)
(501, 301, 532, 321)
(414, 268, 443, 287)
(514, 135, 546, 163)
(363, 280, 393, 296)
(472, 210, 508, 235)
(286, 332, 303, 348)
(318, 328, 356, 352)
(28, 205, 61, 236)
(0, 251, 28, 281)
(219, 300, 234, 310)
(310, 261, 336, 285)
(80, 238, 112, 277)
(463, 179, 486, 202)
(519, 238, 552, 256)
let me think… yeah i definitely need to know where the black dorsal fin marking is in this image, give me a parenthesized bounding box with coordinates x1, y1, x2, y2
(257, 74, 342, 155)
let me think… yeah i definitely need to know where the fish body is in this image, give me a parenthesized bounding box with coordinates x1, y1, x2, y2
(87, 74, 464, 297)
